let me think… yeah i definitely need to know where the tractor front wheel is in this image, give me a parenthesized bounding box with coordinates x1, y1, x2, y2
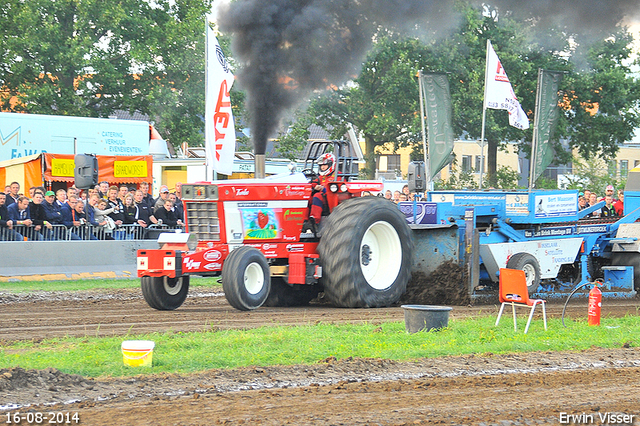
(141, 275, 190, 310)
(222, 246, 271, 311)
(318, 197, 413, 307)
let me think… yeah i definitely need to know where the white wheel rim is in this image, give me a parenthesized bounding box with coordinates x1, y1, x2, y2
(163, 278, 182, 296)
(360, 221, 402, 291)
(522, 264, 536, 288)
(244, 262, 265, 295)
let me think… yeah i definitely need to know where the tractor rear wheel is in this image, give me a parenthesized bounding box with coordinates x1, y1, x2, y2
(263, 277, 320, 307)
(141, 275, 190, 310)
(318, 197, 413, 308)
(610, 252, 640, 291)
(222, 246, 271, 311)
(506, 253, 541, 295)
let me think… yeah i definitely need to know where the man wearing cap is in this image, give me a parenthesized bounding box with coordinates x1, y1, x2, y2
(154, 185, 170, 213)
(43, 190, 66, 239)
(600, 185, 615, 202)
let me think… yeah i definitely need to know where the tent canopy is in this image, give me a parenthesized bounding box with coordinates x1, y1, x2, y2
(0, 153, 153, 190)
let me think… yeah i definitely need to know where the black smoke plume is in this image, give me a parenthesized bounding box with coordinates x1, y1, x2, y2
(217, 0, 639, 155)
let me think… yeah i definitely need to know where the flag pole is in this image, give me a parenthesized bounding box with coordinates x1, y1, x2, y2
(418, 70, 431, 190)
(528, 69, 543, 191)
(204, 17, 213, 181)
(479, 39, 490, 189)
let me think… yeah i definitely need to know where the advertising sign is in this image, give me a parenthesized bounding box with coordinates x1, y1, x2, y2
(0, 112, 149, 161)
(534, 193, 577, 218)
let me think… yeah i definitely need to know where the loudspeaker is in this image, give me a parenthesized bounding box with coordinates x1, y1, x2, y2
(74, 154, 99, 189)
(408, 161, 426, 193)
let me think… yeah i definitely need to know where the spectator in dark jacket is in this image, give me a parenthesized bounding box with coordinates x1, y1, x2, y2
(106, 186, 125, 226)
(0, 192, 23, 241)
(168, 193, 184, 222)
(154, 200, 184, 228)
(7, 196, 42, 240)
(29, 192, 54, 239)
(122, 193, 138, 224)
(139, 181, 154, 210)
(5, 182, 20, 207)
(601, 195, 618, 218)
(134, 190, 156, 227)
(60, 195, 82, 240)
(86, 194, 100, 226)
(42, 190, 66, 239)
(71, 198, 97, 240)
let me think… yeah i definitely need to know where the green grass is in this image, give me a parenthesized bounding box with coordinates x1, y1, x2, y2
(1, 315, 637, 378)
(0, 277, 220, 293)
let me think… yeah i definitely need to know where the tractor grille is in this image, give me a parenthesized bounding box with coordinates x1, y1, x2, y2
(185, 202, 220, 241)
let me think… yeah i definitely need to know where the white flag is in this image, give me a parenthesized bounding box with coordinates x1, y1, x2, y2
(205, 22, 235, 176)
(484, 41, 529, 130)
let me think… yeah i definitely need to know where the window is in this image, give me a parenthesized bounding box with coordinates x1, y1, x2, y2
(376, 154, 401, 172)
(634, 160, 640, 168)
(608, 161, 617, 178)
(620, 160, 629, 178)
(475, 155, 485, 173)
(461, 155, 473, 172)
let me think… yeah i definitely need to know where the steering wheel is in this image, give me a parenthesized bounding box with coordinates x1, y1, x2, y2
(301, 168, 318, 182)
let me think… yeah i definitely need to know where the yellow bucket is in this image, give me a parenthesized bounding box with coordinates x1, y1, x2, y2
(121, 340, 155, 367)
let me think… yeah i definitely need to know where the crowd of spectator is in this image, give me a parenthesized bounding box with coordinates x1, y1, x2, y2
(0, 180, 184, 242)
(380, 184, 420, 203)
(577, 185, 624, 218)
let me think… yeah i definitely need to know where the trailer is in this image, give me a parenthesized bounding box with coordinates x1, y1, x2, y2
(136, 144, 639, 312)
(402, 173, 640, 300)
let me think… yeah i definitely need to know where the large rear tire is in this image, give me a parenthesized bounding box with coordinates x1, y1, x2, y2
(506, 253, 541, 295)
(263, 277, 320, 307)
(222, 246, 271, 311)
(610, 252, 640, 291)
(141, 276, 190, 310)
(318, 197, 413, 308)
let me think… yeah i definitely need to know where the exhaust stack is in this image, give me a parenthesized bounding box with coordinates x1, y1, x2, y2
(255, 154, 266, 179)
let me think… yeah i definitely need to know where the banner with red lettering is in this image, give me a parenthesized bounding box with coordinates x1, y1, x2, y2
(484, 41, 529, 130)
(205, 22, 235, 176)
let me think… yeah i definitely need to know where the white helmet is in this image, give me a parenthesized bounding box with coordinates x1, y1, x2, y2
(316, 153, 336, 176)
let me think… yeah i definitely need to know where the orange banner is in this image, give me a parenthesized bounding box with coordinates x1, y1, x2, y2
(43, 153, 153, 184)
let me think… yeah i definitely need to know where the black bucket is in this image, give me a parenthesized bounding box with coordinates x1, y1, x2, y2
(401, 305, 452, 333)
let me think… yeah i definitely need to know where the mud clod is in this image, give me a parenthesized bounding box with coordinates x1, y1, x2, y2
(400, 261, 471, 306)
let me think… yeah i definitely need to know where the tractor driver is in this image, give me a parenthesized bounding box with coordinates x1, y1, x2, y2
(308, 153, 336, 225)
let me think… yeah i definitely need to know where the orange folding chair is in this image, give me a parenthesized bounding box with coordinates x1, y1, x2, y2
(495, 268, 547, 334)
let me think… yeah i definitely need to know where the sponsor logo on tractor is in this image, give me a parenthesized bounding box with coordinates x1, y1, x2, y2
(234, 188, 250, 196)
(284, 209, 304, 221)
(184, 258, 201, 270)
(204, 262, 222, 270)
(203, 250, 222, 262)
(286, 244, 304, 252)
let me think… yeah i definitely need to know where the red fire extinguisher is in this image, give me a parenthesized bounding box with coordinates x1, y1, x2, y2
(587, 282, 602, 326)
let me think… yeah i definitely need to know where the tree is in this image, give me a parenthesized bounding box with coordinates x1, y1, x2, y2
(0, 0, 214, 147)
(292, 3, 640, 183)
(305, 32, 428, 178)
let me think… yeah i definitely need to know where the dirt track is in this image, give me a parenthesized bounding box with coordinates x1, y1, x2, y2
(1, 288, 639, 425)
(1, 288, 638, 342)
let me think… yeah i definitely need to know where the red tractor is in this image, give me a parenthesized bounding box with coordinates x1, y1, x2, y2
(137, 141, 413, 311)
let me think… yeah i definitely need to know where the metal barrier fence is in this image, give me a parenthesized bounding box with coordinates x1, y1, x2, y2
(0, 223, 183, 242)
